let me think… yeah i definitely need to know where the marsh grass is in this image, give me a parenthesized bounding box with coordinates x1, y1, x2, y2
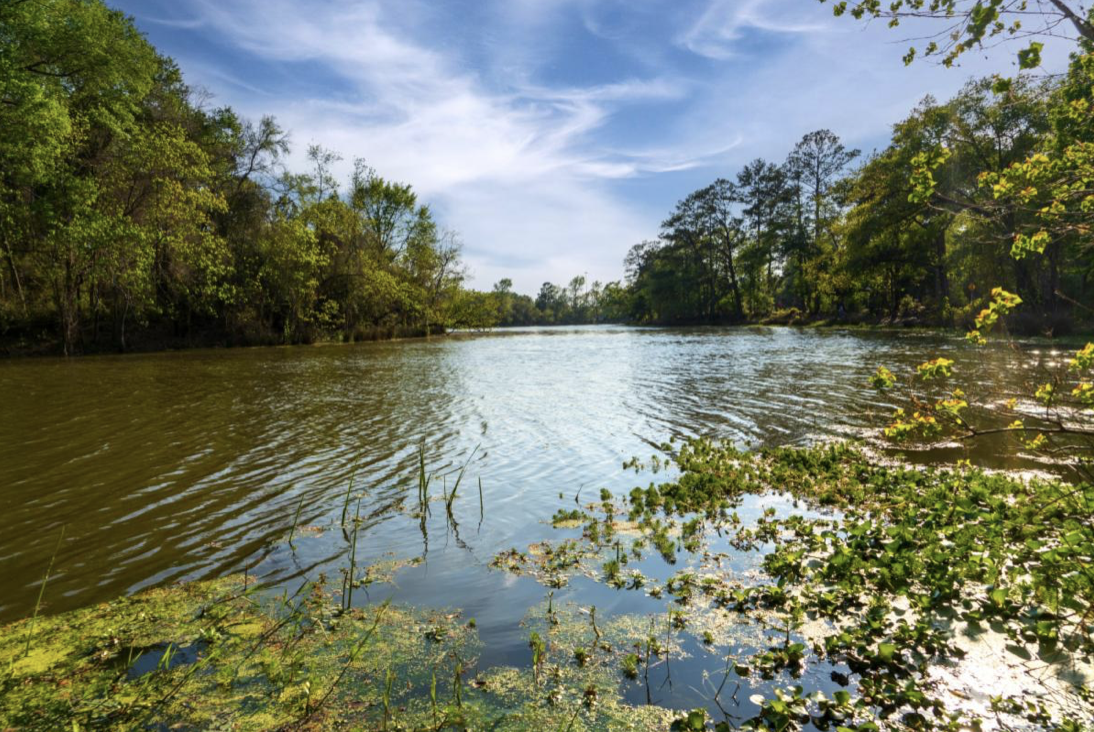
(287, 495, 304, 550)
(21, 524, 64, 659)
(417, 442, 430, 516)
(342, 497, 362, 612)
(340, 456, 361, 529)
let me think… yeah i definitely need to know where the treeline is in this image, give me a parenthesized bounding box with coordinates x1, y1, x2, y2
(455, 276, 631, 328)
(0, 0, 477, 354)
(621, 66, 1094, 333)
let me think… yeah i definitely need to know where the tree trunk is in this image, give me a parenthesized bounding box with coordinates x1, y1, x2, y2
(933, 227, 949, 318)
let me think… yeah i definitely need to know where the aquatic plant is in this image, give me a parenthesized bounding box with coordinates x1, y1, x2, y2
(20, 525, 64, 661)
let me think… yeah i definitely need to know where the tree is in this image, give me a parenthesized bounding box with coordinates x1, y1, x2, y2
(698, 179, 746, 319)
(785, 131, 859, 312)
(821, 0, 1094, 67)
(0, 0, 474, 353)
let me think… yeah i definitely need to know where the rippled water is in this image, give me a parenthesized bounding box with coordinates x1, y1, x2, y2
(0, 325, 1055, 636)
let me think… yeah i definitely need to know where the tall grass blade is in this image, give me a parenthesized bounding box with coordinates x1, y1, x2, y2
(344, 498, 362, 611)
(340, 457, 360, 528)
(23, 524, 65, 657)
(288, 495, 304, 550)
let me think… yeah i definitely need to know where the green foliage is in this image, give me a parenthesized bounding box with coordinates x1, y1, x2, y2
(451, 275, 631, 329)
(0, 0, 468, 353)
(617, 52, 1093, 331)
(566, 440, 1094, 727)
(870, 365, 897, 389)
(820, 0, 1093, 68)
(915, 357, 953, 380)
(624, 131, 860, 323)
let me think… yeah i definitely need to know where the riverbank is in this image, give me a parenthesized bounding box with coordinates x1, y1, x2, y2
(0, 323, 447, 359)
(4, 442, 1090, 730)
(7, 313, 1094, 358)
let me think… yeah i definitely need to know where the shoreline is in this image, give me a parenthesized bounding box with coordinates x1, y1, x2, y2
(6, 318, 1093, 360)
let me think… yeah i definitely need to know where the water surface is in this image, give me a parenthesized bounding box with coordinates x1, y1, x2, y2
(0, 325, 1051, 630)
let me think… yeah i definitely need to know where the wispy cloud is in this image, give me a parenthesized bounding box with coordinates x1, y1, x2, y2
(677, 0, 832, 60)
(166, 0, 692, 290)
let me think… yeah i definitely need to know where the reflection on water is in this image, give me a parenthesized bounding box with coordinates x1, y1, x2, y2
(0, 325, 1060, 628)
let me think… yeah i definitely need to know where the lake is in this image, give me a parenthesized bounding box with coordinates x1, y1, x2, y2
(0, 325, 1061, 714)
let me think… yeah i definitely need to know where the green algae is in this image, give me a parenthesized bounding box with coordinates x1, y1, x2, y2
(1, 573, 695, 730)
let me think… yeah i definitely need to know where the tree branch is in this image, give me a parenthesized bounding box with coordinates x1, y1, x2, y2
(1044, 0, 1094, 42)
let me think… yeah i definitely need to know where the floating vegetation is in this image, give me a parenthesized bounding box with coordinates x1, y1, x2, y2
(498, 440, 1094, 729)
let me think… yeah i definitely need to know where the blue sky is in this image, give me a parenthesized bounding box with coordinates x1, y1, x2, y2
(109, 0, 1063, 294)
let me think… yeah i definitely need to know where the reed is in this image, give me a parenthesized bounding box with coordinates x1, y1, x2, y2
(288, 495, 305, 550)
(382, 668, 394, 729)
(417, 443, 430, 515)
(343, 498, 362, 611)
(430, 668, 438, 725)
(445, 444, 479, 516)
(340, 457, 360, 528)
(23, 524, 65, 657)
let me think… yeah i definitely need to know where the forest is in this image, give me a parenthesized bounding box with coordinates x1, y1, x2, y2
(1, 0, 483, 355)
(619, 65, 1094, 332)
(3, 0, 1093, 353)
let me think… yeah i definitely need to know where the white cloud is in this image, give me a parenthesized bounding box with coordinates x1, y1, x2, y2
(173, 0, 687, 292)
(678, 0, 833, 60)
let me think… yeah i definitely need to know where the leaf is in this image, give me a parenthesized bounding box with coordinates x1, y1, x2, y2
(1005, 643, 1032, 661)
(1017, 41, 1043, 70)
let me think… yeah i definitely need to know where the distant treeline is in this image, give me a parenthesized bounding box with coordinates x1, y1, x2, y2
(454, 277, 632, 328)
(0, 0, 487, 354)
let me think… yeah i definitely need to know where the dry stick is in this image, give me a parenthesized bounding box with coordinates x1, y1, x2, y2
(660, 614, 673, 691)
(710, 653, 740, 722)
(23, 524, 65, 657)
